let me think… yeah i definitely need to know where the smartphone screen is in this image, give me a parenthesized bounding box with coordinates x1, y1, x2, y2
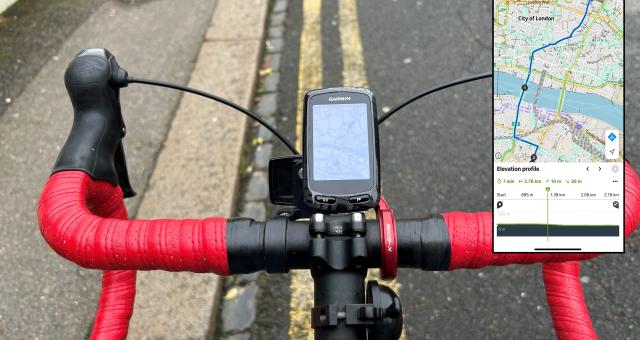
(493, 0, 624, 252)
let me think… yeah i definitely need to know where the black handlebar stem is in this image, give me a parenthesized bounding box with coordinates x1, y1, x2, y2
(225, 215, 451, 274)
(225, 214, 452, 340)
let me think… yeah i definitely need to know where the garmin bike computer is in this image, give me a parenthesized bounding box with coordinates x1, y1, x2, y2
(302, 87, 380, 212)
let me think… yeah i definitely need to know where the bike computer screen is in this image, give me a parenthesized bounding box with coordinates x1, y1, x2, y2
(302, 88, 379, 212)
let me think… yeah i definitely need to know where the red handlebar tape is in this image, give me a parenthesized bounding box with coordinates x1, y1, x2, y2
(38, 171, 230, 274)
(38, 161, 640, 340)
(542, 261, 596, 340)
(76, 181, 136, 340)
(92, 270, 136, 339)
(38, 171, 231, 339)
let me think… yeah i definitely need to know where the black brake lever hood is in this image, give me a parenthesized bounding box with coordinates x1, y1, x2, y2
(52, 48, 135, 198)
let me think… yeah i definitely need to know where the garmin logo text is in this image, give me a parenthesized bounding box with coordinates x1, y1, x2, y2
(328, 96, 351, 102)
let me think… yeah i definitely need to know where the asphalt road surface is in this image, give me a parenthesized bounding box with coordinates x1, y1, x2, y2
(260, 0, 640, 339)
(0, 0, 106, 115)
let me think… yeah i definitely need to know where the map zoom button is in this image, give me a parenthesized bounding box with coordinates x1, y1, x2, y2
(315, 196, 336, 204)
(349, 195, 370, 204)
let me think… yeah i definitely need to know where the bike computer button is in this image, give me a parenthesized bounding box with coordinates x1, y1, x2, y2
(315, 196, 336, 204)
(348, 195, 370, 204)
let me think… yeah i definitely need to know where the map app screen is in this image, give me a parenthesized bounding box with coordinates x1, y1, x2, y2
(312, 103, 371, 181)
(493, 0, 623, 252)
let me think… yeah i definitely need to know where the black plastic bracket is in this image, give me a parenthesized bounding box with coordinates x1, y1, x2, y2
(311, 304, 340, 328)
(52, 48, 135, 197)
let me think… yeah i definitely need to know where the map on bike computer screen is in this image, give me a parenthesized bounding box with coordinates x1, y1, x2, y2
(493, 0, 623, 252)
(312, 103, 371, 181)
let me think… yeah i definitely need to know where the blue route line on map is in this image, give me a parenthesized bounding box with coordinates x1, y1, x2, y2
(512, 0, 593, 157)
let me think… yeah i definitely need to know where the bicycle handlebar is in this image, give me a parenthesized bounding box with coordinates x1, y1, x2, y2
(38, 49, 639, 340)
(542, 261, 596, 339)
(38, 161, 640, 339)
(41, 161, 640, 274)
(39, 171, 229, 274)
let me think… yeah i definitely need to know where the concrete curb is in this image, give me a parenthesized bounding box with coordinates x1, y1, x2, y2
(127, 0, 270, 338)
(217, 1, 288, 339)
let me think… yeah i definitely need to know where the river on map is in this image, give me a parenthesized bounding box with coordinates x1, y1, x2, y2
(493, 71, 623, 130)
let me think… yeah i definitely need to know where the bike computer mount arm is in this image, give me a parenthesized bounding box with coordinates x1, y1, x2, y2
(37, 49, 640, 340)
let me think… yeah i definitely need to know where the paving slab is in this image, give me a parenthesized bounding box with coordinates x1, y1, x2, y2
(206, 0, 268, 41)
(0, 0, 107, 116)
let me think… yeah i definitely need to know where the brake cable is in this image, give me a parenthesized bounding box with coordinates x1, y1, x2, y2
(126, 72, 492, 155)
(126, 76, 300, 155)
(377, 72, 492, 124)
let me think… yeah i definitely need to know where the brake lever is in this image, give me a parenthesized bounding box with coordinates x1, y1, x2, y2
(52, 48, 135, 197)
